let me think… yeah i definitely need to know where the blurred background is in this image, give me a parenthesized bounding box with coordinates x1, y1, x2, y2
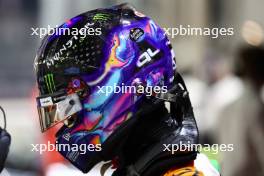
(0, 0, 263, 175)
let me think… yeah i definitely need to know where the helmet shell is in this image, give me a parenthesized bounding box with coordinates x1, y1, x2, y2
(35, 3, 176, 172)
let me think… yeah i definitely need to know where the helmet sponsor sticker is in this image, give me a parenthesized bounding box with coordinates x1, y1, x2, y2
(39, 97, 53, 107)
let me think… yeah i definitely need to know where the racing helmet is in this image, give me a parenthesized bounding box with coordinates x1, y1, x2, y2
(34, 3, 194, 173)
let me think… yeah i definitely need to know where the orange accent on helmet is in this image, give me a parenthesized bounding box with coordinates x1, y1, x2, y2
(163, 166, 204, 176)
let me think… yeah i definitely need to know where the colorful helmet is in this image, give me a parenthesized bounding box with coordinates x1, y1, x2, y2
(34, 3, 184, 173)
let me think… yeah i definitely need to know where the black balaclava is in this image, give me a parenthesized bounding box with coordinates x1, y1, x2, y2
(112, 75, 199, 176)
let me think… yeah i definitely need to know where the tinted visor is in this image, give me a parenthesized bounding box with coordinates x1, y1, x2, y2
(36, 92, 82, 132)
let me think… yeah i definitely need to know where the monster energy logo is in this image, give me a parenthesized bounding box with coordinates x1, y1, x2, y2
(93, 13, 111, 21)
(44, 74, 56, 93)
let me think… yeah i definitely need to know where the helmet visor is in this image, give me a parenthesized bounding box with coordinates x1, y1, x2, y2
(36, 93, 82, 132)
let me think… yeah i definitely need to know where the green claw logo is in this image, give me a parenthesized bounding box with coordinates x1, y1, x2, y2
(44, 74, 56, 93)
(93, 13, 111, 21)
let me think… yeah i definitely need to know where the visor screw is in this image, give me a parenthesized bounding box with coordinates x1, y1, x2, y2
(69, 100, 75, 105)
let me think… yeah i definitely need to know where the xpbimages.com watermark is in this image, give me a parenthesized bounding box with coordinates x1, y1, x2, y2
(30, 23, 102, 38)
(163, 141, 234, 155)
(163, 25, 234, 39)
(32, 141, 234, 155)
(96, 84, 168, 97)
(31, 141, 102, 155)
(30, 24, 234, 39)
